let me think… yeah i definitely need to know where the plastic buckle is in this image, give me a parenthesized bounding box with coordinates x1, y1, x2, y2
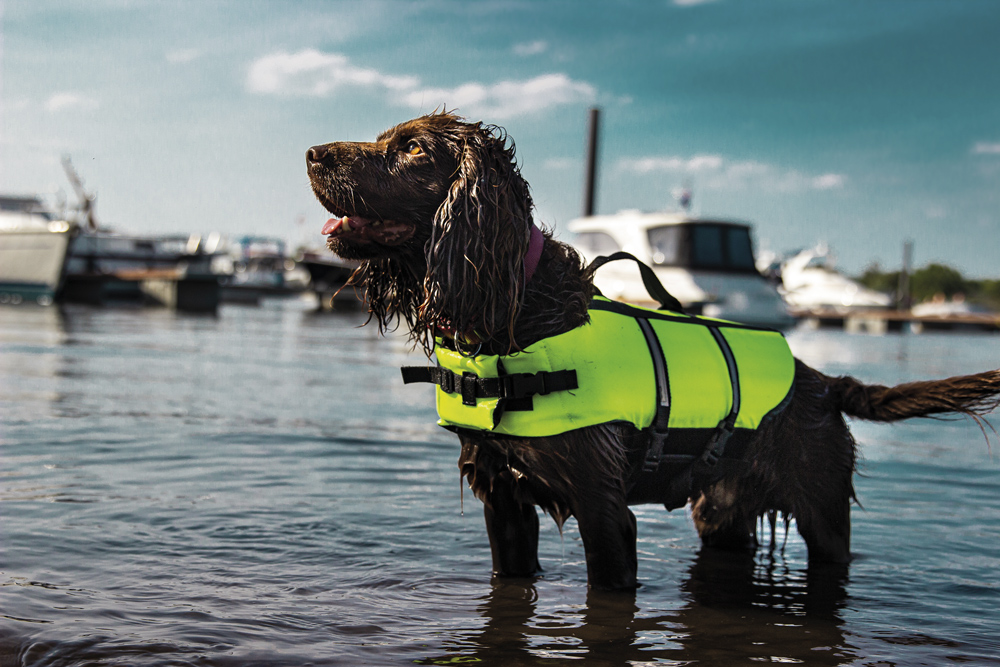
(461, 372, 479, 406)
(700, 420, 735, 467)
(643, 427, 669, 473)
(504, 372, 546, 399)
(700, 447, 721, 467)
(436, 369, 454, 394)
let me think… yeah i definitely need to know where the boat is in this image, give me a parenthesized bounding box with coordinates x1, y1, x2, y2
(778, 244, 892, 312)
(0, 195, 78, 305)
(61, 230, 219, 305)
(567, 210, 795, 328)
(214, 235, 311, 304)
(295, 247, 362, 310)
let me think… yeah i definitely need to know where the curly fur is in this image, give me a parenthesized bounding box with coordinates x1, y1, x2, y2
(307, 112, 1000, 590)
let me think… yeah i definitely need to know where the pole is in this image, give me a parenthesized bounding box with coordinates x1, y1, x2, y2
(583, 107, 600, 217)
(898, 239, 913, 310)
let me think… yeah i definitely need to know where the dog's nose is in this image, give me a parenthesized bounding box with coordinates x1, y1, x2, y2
(306, 145, 329, 165)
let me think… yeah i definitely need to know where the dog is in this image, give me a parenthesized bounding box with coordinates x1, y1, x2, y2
(306, 112, 1000, 591)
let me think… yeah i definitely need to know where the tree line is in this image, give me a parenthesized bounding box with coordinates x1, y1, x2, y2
(857, 263, 1000, 310)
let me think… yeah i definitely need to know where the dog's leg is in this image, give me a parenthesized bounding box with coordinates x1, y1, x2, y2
(793, 494, 852, 563)
(482, 476, 542, 578)
(786, 415, 855, 563)
(574, 495, 639, 591)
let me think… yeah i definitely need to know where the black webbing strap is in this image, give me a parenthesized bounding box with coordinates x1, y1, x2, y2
(699, 327, 741, 467)
(587, 252, 686, 313)
(400, 365, 578, 407)
(637, 318, 671, 472)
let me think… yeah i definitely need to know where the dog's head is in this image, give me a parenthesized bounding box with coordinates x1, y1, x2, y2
(307, 112, 536, 353)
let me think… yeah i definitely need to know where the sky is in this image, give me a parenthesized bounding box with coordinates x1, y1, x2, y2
(1, 0, 998, 278)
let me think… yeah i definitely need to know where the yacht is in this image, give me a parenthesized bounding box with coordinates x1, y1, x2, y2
(0, 196, 78, 305)
(567, 210, 795, 328)
(778, 245, 891, 311)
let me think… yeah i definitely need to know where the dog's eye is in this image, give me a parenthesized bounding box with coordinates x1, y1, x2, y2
(405, 142, 423, 156)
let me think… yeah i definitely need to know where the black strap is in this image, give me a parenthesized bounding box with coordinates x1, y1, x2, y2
(588, 252, 686, 313)
(699, 327, 741, 467)
(588, 297, 778, 332)
(400, 365, 578, 407)
(636, 318, 670, 472)
(631, 308, 745, 478)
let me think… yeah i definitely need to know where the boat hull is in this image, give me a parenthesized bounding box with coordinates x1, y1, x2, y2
(0, 227, 75, 305)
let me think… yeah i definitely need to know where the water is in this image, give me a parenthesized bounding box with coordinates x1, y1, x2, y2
(1, 300, 998, 666)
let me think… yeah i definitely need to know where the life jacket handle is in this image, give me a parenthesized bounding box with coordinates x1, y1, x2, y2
(587, 252, 686, 314)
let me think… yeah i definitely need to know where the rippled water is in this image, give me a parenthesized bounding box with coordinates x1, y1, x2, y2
(1, 301, 998, 666)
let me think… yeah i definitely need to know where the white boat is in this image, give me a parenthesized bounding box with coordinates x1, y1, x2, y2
(778, 245, 891, 311)
(0, 196, 78, 305)
(567, 210, 795, 328)
(911, 293, 989, 318)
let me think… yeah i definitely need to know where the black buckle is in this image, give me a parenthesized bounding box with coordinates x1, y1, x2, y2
(643, 425, 669, 473)
(461, 372, 478, 406)
(700, 418, 736, 467)
(701, 446, 721, 467)
(435, 368, 454, 394)
(502, 372, 546, 400)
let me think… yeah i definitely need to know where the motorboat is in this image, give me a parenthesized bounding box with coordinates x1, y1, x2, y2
(61, 230, 219, 304)
(295, 246, 362, 309)
(214, 235, 310, 303)
(567, 210, 795, 328)
(0, 195, 78, 305)
(778, 244, 891, 311)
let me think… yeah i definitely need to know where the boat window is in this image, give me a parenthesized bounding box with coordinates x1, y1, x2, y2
(574, 231, 620, 256)
(726, 228, 756, 270)
(688, 224, 758, 272)
(691, 225, 724, 267)
(647, 225, 683, 265)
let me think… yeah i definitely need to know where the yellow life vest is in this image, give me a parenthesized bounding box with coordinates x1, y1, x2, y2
(401, 296, 795, 441)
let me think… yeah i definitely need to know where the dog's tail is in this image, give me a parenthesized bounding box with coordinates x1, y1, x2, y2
(827, 368, 1000, 423)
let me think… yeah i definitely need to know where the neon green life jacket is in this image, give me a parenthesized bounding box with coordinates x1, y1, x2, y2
(401, 296, 795, 440)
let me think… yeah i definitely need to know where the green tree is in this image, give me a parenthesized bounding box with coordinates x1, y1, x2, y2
(858, 264, 900, 296)
(910, 263, 967, 303)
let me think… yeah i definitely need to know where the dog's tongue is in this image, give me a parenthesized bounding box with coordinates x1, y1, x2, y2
(321, 215, 415, 245)
(321, 216, 351, 235)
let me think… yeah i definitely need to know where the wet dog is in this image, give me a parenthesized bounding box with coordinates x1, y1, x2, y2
(307, 112, 1000, 590)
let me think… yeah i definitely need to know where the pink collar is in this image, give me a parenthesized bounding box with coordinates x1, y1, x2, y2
(523, 224, 544, 285)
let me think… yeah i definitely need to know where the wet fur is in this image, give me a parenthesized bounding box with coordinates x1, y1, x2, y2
(307, 112, 1000, 590)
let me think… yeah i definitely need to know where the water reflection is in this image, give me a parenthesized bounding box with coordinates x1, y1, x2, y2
(0, 305, 69, 407)
(674, 549, 852, 664)
(424, 548, 852, 665)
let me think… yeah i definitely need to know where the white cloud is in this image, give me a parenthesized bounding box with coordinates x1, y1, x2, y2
(923, 204, 947, 220)
(972, 142, 1000, 155)
(247, 49, 418, 97)
(543, 157, 578, 170)
(621, 154, 724, 173)
(166, 49, 203, 64)
(619, 154, 845, 192)
(812, 173, 846, 190)
(513, 40, 548, 57)
(403, 73, 596, 119)
(247, 49, 596, 119)
(44, 92, 99, 113)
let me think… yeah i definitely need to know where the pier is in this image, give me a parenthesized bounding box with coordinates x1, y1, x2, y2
(61, 269, 221, 313)
(791, 307, 1000, 334)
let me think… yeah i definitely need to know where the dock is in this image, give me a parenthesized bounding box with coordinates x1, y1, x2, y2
(61, 268, 220, 313)
(791, 308, 1000, 334)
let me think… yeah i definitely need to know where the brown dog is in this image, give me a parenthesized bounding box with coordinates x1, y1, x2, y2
(307, 112, 1000, 590)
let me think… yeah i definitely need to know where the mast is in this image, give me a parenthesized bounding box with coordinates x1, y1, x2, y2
(61, 155, 98, 231)
(582, 107, 600, 217)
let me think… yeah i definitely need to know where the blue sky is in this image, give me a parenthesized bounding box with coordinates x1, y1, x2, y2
(2, 0, 998, 277)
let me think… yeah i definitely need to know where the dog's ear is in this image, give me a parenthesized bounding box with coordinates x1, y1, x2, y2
(422, 123, 534, 352)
